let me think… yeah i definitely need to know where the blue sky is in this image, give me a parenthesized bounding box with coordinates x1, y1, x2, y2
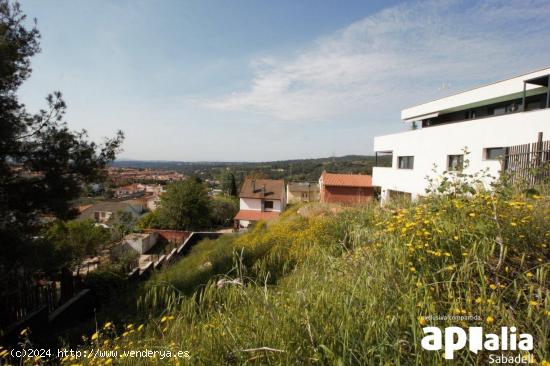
(18, 0, 550, 161)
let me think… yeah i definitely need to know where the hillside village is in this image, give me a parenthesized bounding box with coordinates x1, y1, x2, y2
(1, 1, 549, 365)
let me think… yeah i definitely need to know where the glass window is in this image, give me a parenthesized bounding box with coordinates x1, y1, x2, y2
(447, 155, 464, 171)
(264, 201, 274, 209)
(398, 156, 414, 169)
(485, 147, 505, 160)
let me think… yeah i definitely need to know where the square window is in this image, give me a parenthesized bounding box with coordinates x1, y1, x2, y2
(448, 155, 464, 171)
(264, 201, 274, 209)
(398, 156, 414, 169)
(485, 147, 505, 160)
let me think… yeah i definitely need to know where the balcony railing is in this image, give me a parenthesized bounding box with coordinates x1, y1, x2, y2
(421, 75, 549, 129)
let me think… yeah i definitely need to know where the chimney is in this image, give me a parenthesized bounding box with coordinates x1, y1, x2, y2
(262, 184, 266, 196)
(252, 179, 256, 192)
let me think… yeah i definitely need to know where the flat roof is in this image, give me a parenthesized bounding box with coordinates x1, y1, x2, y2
(402, 66, 550, 122)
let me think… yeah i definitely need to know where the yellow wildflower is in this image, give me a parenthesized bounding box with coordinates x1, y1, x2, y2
(417, 316, 427, 326)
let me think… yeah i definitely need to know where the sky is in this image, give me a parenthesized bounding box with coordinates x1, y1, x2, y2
(17, 0, 550, 162)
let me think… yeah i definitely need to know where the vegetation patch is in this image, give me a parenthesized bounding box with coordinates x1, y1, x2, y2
(39, 187, 548, 365)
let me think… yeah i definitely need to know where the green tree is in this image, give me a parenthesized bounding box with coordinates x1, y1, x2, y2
(110, 211, 136, 240)
(136, 211, 165, 229)
(209, 195, 238, 227)
(228, 173, 238, 196)
(220, 171, 238, 196)
(0, 1, 124, 272)
(157, 179, 211, 230)
(40, 220, 110, 270)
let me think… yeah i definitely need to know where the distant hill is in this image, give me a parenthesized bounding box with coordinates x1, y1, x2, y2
(110, 155, 391, 182)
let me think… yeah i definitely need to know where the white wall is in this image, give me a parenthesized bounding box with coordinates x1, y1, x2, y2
(239, 197, 283, 212)
(123, 232, 158, 254)
(240, 198, 262, 211)
(373, 108, 550, 202)
(269, 200, 282, 212)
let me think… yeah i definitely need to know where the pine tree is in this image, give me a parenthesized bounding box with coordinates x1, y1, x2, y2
(0, 1, 124, 271)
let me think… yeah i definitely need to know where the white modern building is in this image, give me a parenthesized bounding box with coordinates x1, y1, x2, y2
(373, 67, 550, 203)
(234, 178, 286, 230)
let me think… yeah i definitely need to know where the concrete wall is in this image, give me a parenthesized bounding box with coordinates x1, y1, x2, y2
(287, 188, 319, 204)
(124, 232, 158, 254)
(373, 108, 550, 202)
(239, 220, 251, 228)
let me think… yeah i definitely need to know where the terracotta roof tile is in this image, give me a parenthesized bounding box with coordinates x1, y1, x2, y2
(320, 172, 372, 187)
(234, 210, 280, 221)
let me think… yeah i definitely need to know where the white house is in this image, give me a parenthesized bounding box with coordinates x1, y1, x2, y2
(373, 67, 550, 203)
(234, 178, 286, 230)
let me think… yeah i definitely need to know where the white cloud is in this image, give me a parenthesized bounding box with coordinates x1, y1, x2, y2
(201, 0, 550, 122)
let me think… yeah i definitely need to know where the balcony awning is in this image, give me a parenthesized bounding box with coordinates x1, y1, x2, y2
(524, 74, 549, 87)
(404, 111, 439, 123)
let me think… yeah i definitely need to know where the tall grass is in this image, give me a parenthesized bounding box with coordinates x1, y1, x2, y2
(16, 191, 549, 365)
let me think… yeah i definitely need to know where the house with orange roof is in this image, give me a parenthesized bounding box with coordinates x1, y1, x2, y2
(234, 178, 286, 230)
(319, 171, 376, 204)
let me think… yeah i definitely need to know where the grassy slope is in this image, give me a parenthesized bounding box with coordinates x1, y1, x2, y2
(58, 193, 549, 365)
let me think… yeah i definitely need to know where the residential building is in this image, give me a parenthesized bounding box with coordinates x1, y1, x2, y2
(234, 178, 286, 230)
(113, 183, 145, 198)
(373, 67, 550, 203)
(286, 182, 320, 203)
(78, 201, 145, 225)
(141, 184, 166, 195)
(319, 172, 375, 204)
(107, 168, 185, 184)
